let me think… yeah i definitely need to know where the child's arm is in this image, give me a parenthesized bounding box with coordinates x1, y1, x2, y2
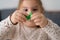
(0, 10, 26, 40)
(42, 19, 60, 40)
(0, 16, 17, 40)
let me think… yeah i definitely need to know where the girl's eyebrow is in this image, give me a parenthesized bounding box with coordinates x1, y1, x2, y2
(23, 7, 28, 8)
(34, 5, 38, 7)
(22, 5, 39, 8)
(32, 6, 38, 9)
(32, 5, 39, 8)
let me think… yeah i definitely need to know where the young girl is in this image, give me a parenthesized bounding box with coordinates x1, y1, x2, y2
(0, 0, 60, 40)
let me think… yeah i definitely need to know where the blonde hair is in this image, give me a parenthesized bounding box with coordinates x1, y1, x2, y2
(17, 0, 44, 13)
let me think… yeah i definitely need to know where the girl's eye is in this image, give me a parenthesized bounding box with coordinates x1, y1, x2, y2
(33, 8, 38, 11)
(24, 9, 28, 12)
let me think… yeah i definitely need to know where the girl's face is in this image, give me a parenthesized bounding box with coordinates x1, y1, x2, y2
(19, 0, 42, 27)
(20, 0, 42, 14)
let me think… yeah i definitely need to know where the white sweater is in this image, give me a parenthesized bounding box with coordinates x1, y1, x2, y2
(0, 16, 60, 40)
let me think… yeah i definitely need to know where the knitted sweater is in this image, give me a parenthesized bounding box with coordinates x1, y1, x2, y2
(0, 16, 60, 40)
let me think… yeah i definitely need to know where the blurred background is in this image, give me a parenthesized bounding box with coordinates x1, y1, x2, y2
(0, 0, 60, 26)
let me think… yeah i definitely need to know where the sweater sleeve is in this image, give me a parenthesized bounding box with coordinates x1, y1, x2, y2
(42, 19, 60, 40)
(0, 16, 17, 40)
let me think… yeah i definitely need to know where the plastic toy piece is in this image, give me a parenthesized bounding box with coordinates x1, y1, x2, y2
(26, 12, 32, 20)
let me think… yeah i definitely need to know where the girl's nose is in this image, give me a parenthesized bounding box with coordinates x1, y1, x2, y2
(27, 9, 33, 14)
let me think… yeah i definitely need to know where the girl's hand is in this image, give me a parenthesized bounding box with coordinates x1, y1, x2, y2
(10, 10, 27, 24)
(31, 13, 48, 28)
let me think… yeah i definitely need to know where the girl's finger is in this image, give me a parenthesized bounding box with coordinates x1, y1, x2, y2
(34, 18, 41, 23)
(31, 13, 42, 17)
(16, 12, 27, 21)
(31, 15, 42, 21)
(14, 16, 23, 23)
(35, 22, 41, 25)
(15, 14, 26, 22)
(34, 19, 41, 25)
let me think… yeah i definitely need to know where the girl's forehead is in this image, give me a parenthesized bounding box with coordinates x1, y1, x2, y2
(23, 0, 38, 4)
(21, 0, 39, 8)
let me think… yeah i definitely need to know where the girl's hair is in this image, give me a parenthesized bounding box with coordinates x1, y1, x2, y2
(17, 0, 44, 13)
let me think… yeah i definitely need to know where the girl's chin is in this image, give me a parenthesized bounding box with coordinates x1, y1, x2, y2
(23, 21, 36, 28)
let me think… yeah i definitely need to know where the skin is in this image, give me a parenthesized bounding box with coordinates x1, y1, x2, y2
(11, 0, 48, 28)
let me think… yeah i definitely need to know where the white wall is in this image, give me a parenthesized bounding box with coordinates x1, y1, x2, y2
(0, 0, 19, 10)
(41, 0, 60, 11)
(0, 0, 60, 11)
